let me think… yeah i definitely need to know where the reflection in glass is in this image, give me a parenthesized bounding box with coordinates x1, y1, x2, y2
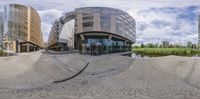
(84, 35, 131, 54)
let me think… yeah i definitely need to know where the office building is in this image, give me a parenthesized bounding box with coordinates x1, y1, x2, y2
(198, 14, 200, 45)
(0, 12, 3, 48)
(48, 7, 136, 55)
(2, 4, 43, 52)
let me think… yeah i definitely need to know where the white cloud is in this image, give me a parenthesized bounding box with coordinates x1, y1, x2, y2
(41, 23, 51, 42)
(0, 0, 200, 44)
(133, 6, 199, 44)
(38, 9, 63, 24)
(38, 9, 63, 42)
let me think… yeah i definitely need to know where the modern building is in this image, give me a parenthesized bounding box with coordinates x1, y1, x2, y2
(48, 7, 136, 55)
(1, 4, 43, 52)
(198, 14, 200, 45)
(0, 12, 3, 48)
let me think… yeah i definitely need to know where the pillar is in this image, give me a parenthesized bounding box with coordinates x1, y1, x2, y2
(16, 40, 18, 53)
(18, 43, 21, 53)
(27, 44, 30, 52)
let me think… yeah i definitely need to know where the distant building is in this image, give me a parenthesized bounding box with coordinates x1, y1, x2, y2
(199, 14, 200, 45)
(0, 12, 3, 47)
(1, 4, 43, 52)
(48, 7, 136, 55)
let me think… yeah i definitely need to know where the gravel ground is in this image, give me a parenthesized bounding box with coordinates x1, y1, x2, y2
(0, 51, 200, 99)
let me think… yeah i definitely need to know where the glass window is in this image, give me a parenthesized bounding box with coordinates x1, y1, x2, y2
(116, 23, 123, 34)
(101, 22, 110, 28)
(82, 22, 93, 27)
(101, 15, 110, 22)
(100, 15, 111, 31)
(83, 35, 129, 54)
(82, 16, 93, 20)
(82, 13, 92, 16)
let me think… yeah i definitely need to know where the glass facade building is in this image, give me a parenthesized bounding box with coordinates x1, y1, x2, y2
(2, 4, 43, 52)
(0, 12, 3, 47)
(48, 7, 136, 55)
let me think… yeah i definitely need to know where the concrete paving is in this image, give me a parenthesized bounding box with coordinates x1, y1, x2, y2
(0, 51, 200, 99)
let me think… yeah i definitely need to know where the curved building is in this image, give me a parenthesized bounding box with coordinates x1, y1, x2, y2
(48, 7, 135, 55)
(2, 4, 43, 52)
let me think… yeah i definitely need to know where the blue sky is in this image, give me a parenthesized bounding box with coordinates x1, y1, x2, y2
(0, 0, 200, 45)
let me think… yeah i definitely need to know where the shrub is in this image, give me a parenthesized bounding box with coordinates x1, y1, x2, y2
(0, 50, 3, 56)
(132, 48, 200, 56)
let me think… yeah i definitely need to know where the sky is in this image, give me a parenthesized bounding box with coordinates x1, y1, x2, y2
(0, 0, 200, 45)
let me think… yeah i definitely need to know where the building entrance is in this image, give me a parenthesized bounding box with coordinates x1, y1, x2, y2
(76, 34, 133, 55)
(91, 43, 102, 55)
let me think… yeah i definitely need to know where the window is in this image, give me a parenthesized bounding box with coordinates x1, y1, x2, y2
(82, 13, 92, 17)
(116, 22, 123, 34)
(101, 22, 110, 28)
(101, 15, 110, 22)
(100, 15, 111, 31)
(82, 16, 93, 20)
(82, 22, 93, 27)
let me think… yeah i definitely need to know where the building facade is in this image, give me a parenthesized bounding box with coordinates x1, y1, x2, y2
(2, 4, 43, 52)
(48, 7, 136, 55)
(0, 12, 3, 48)
(199, 14, 200, 45)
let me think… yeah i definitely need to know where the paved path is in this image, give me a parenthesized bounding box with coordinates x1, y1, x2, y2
(1, 51, 200, 99)
(0, 51, 89, 89)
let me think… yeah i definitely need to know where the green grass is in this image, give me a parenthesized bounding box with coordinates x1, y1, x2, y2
(132, 48, 200, 56)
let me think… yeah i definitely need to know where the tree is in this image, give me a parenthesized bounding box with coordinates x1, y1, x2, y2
(162, 41, 169, 48)
(187, 41, 192, 48)
(169, 44, 174, 48)
(141, 44, 144, 48)
(146, 43, 154, 48)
